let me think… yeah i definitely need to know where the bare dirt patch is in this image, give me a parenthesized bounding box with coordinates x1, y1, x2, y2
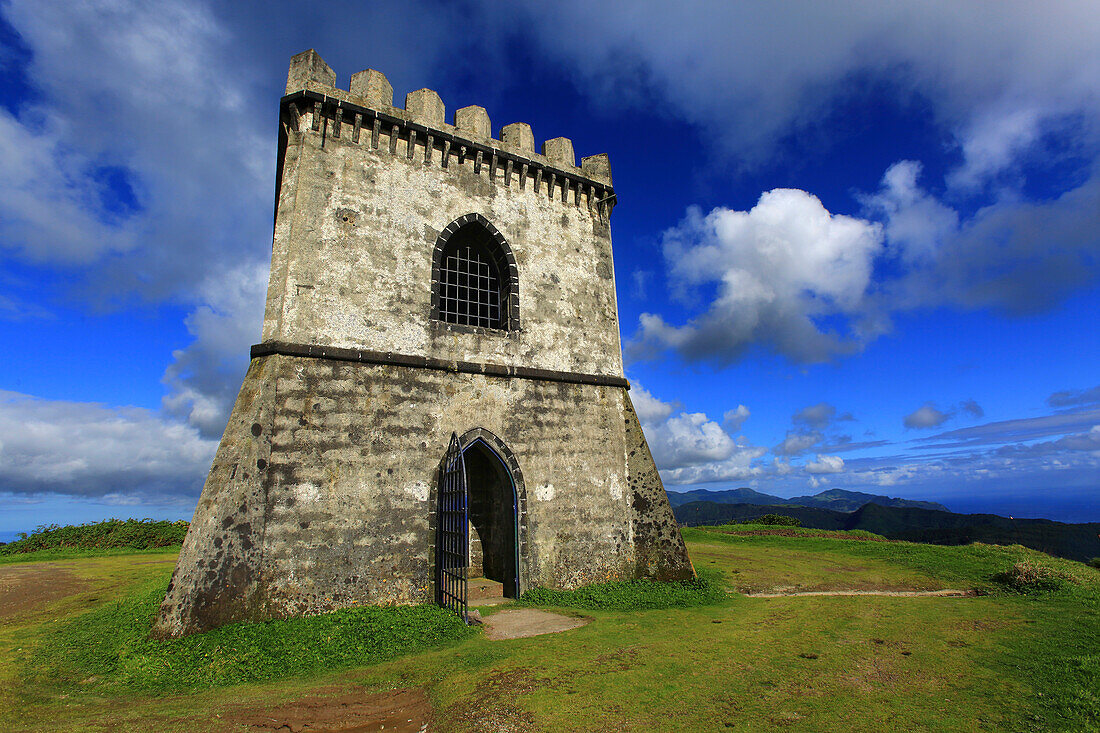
(225, 687, 431, 732)
(0, 563, 90, 621)
(480, 609, 590, 640)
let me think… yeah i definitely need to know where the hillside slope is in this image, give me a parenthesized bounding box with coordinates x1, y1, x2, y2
(675, 501, 1100, 562)
(667, 487, 948, 512)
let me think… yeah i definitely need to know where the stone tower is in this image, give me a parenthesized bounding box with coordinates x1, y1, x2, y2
(155, 50, 693, 638)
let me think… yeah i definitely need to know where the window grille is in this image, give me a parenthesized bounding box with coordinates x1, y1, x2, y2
(439, 234, 505, 329)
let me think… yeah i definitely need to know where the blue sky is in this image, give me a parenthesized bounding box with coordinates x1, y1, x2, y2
(0, 0, 1098, 535)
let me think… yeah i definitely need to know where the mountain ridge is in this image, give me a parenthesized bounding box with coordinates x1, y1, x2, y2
(672, 500, 1100, 562)
(666, 487, 949, 513)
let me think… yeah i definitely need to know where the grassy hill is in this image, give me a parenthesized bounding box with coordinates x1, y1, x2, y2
(676, 500, 1100, 563)
(1, 527, 1097, 731)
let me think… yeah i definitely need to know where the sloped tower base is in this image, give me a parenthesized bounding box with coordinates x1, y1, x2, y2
(155, 352, 692, 638)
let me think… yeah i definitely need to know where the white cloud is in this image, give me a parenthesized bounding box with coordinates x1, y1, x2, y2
(499, 1, 1100, 177)
(162, 262, 269, 437)
(632, 387, 765, 483)
(630, 191, 883, 365)
(631, 385, 674, 425)
(774, 430, 824, 457)
(723, 404, 750, 432)
(805, 454, 845, 474)
(647, 412, 737, 470)
(904, 403, 952, 429)
(0, 390, 216, 499)
(793, 402, 850, 429)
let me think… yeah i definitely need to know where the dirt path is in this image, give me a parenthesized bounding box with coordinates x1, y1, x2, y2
(479, 609, 590, 640)
(0, 562, 90, 621)
(743, 588, 976, 598)
(224, 687, 432, 732)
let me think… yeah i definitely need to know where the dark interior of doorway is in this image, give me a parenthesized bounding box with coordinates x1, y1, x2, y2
(464, 441, 519, 599)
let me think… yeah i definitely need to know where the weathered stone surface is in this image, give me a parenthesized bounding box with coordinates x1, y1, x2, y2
(405, 88, 444, 125)
(262, 107, 622, 377)
(501, 122, 534, 152)
(581, 153, 613, 186)
(542, 137, 576, 168)
(454, 105, 491, 139)
(286, 49, 335, 95)
(156, 54, 692, 638)
(350, 68, 393, 107)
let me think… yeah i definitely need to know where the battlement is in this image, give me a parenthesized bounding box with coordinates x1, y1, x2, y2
(282, 50, 615, 218)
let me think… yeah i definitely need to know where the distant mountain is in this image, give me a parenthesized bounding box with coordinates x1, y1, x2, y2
(666, 488, 787, 508)
(785, 489, 949, 513)
(673, 501, 1100, 563)
(665, 487, 948, 513)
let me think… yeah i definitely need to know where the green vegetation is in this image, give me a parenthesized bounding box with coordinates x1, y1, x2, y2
(28, 573, 476, 693)
(0, 519, 188, 556)
(676, 500, 1100, 563)
(742, 513, 800, 526)
(519, 569, 725, 610)
(993, 560, 1075, 594)
(4, 527, 1098, 731)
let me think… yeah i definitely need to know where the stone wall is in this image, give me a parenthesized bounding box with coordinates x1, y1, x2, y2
(264, 53, 623, 379)
(157, 353, 690, 637)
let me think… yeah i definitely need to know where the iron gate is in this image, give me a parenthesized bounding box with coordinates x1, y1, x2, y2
(437, 433, 469, 622)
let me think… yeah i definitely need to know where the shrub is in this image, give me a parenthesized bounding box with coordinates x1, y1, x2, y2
(993, 560, 1072, 593)
(518, 569, 725, 611)
(0, 518, 189, 555)
(744, 514, 801, 527)
(1088, 557, 1100, 570)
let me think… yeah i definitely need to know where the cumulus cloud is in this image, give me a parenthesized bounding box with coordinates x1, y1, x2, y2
(629, 191, 883, 365)
(645, 412, 738, 470)
(162, 262, 269, 437)
(904, 403, 951, 429)
(0, 390, 215, 499)
(864, 161, 1100, 317)
(631, 386, 764, 484)
(631, 385, 675, 424)
(805, 454, 844, 474)
(723, 404, 750, 432)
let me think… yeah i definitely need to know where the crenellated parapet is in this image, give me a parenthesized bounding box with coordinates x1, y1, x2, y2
(281, 50, 616, 219)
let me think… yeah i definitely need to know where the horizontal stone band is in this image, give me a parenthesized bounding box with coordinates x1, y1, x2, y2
(250, 341, 631, 390)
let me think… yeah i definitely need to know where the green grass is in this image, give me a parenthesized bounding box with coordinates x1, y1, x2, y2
(0, 519, 189, 556)
(5, 529, 1099, 731)
(683, 524, 1099, 591)
(518, 569, 726, 610)
(26, 571, 477, 693)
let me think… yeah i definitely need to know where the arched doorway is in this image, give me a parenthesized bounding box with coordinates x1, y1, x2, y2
(463, 438, 520, 599)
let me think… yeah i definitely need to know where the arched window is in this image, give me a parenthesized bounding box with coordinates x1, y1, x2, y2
(432, 214, 518, 331)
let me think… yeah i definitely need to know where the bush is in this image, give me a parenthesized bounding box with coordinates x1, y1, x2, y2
(1088, 557, 1100, 569)
(743, 514, 801, 527)
(518, 569, 726, 611)
(993, 560, 1072, 593)
(0, 518, 189, 555)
